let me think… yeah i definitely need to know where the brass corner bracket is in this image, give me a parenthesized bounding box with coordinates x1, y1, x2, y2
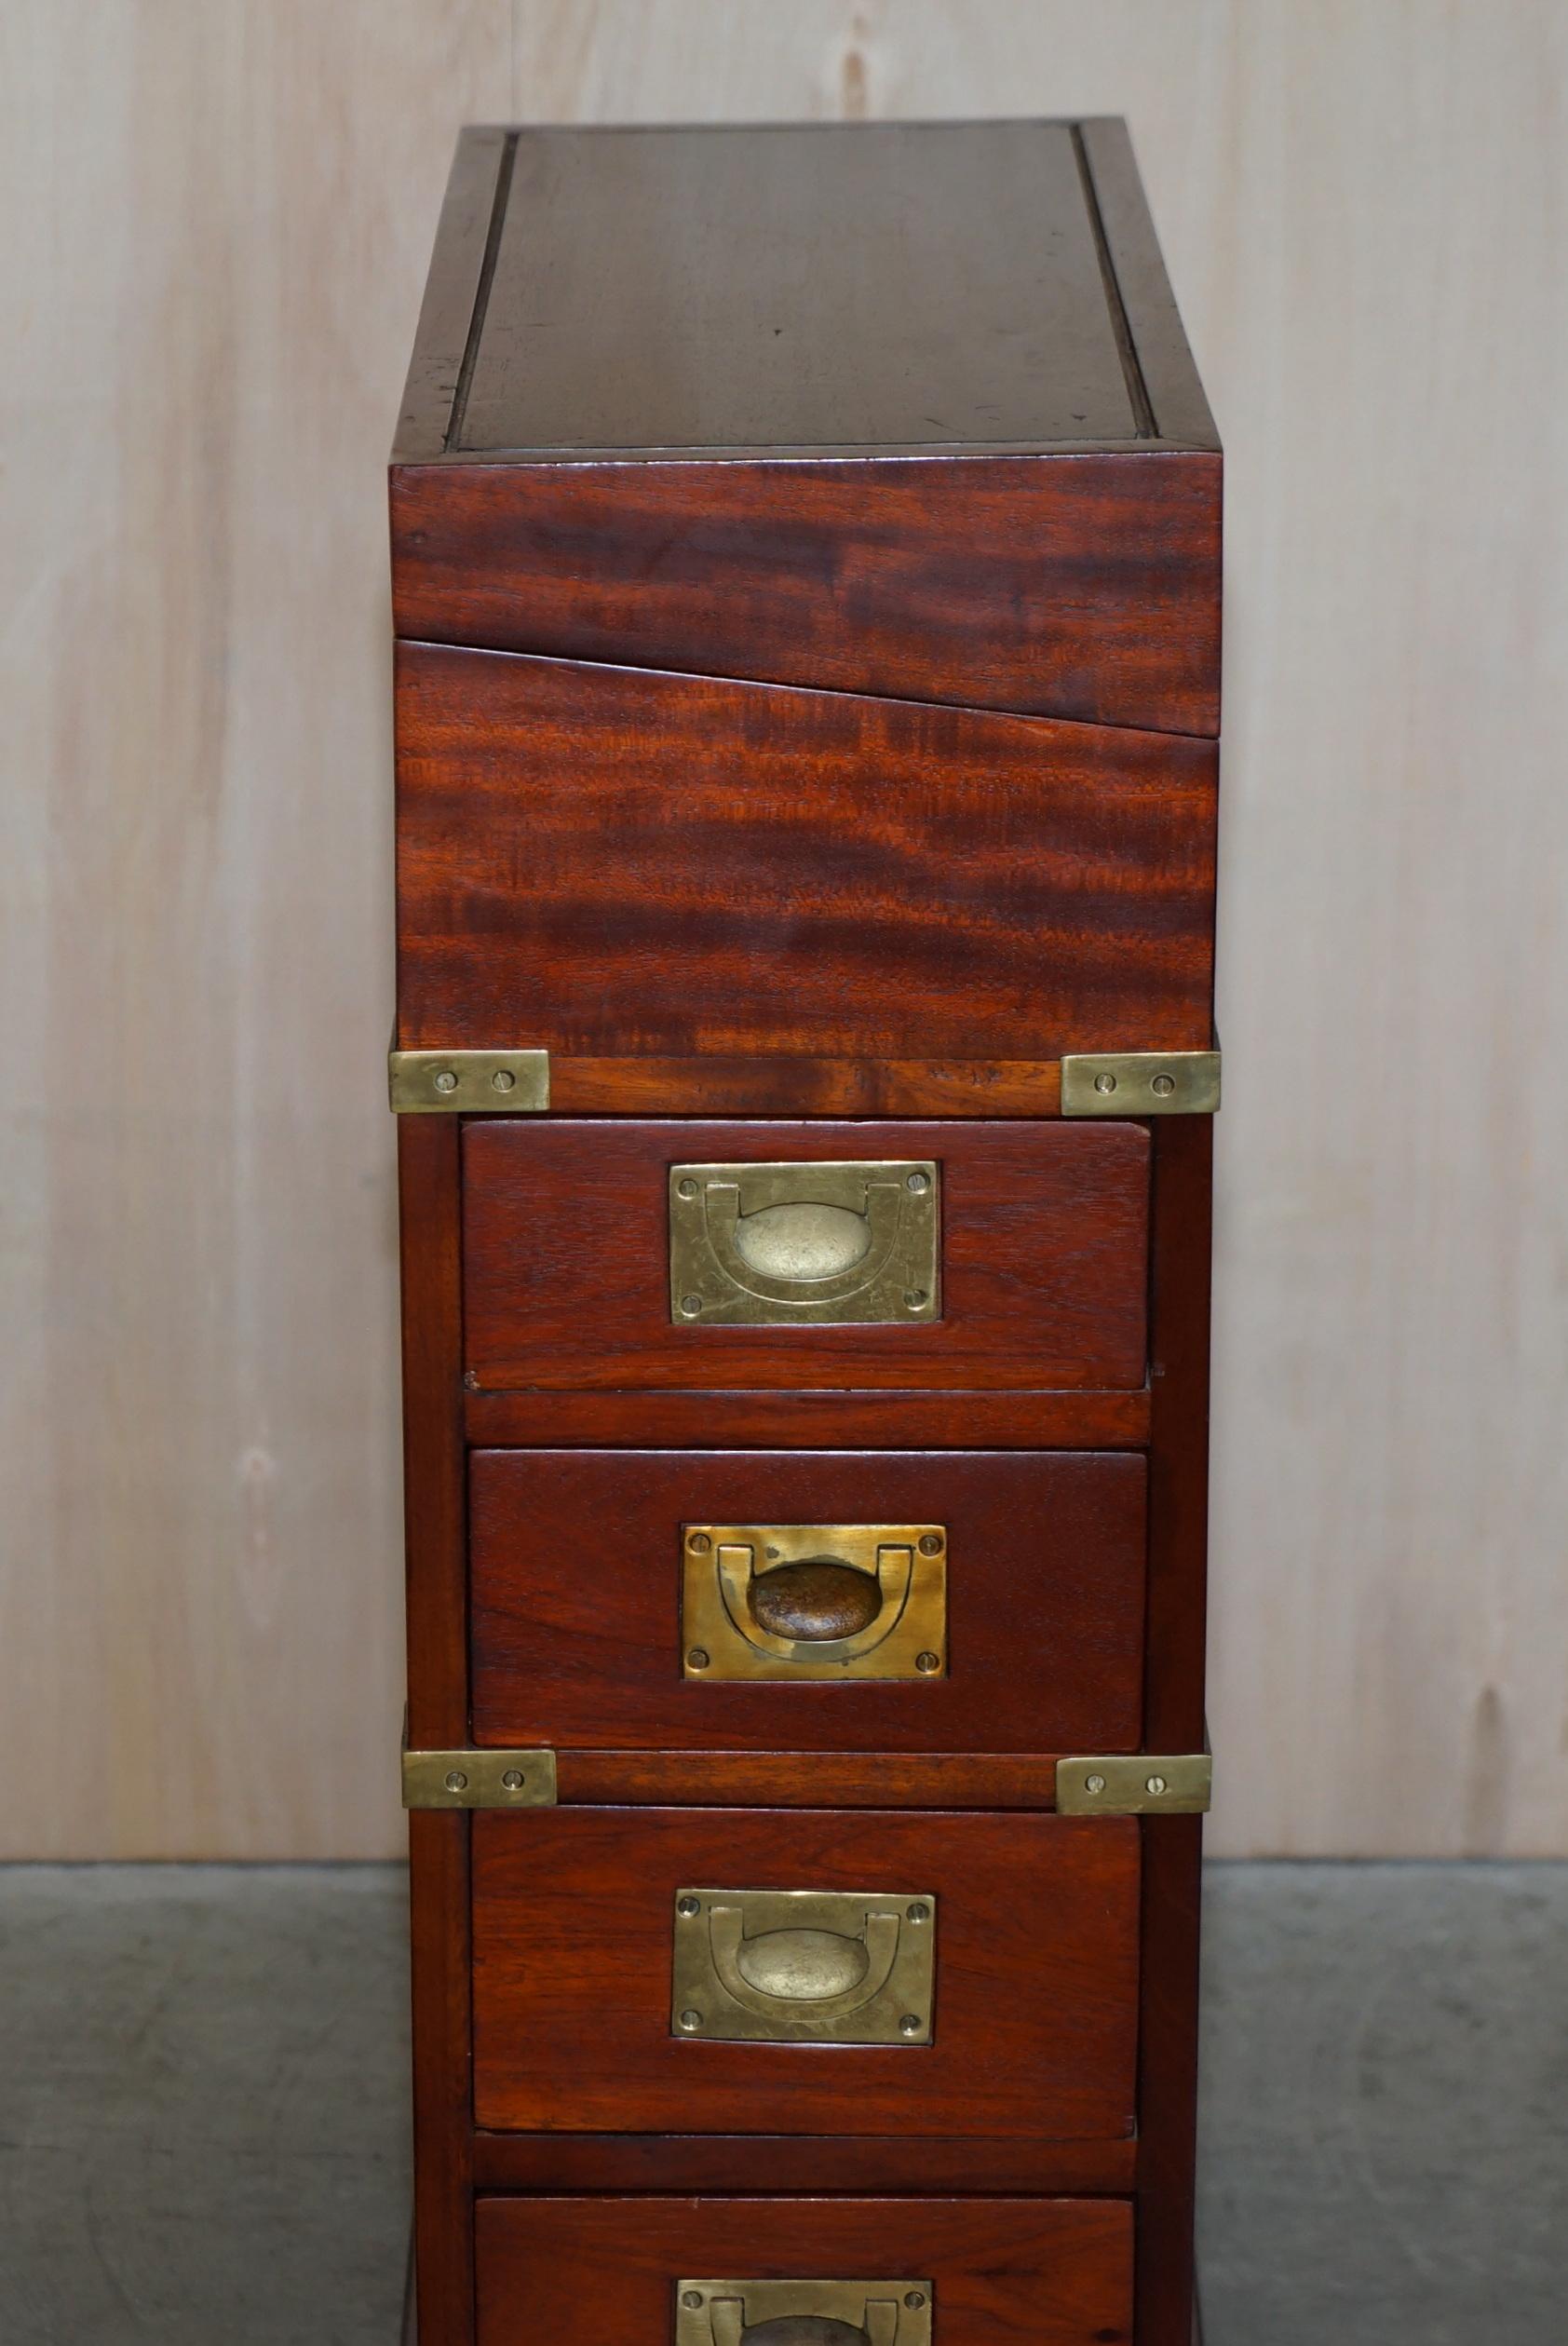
(1061, 1050, 1221, 1118)
(1056, 1752, 1212, 1815)
(388, 1045, 549, 1114)
(401, 1744, 558, 1810)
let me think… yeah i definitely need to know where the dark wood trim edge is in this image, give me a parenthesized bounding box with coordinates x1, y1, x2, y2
(463, 1387, 1153, 1452)
(399, 1116, 468, 1748)
(544, 1752, 1068, 1809)
(399, 1117, 476, 2344)
(408, 1812, 475, 2346)
(1134, 1115, 1212, 2344)
(394, 129, 511, 463)
(448, 132, 519, 455)
(1078, 120, 1220, 454)
(1072, 124, 1156, 439)
(469, 2131, 1139, 2196)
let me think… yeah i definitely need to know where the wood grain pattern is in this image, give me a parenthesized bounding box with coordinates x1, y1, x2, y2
(395, 646, 1218, 1061)
(462, 1119, 1149, 1393)
(463, 1384, 1152, 1450)
(474, 2197, 1134, 2346)
(519, 1058, 1073, 1118)
(394, 452, 1220, 737)
(10, 3, 1568, 1863)
(470, 1807, 1140, 2137)
(470, 1448, 1146, 1753)
(453, 121, 1153, 453)
(470, 2131, 1137, 2194)
(550, 1752, 1065, 1809)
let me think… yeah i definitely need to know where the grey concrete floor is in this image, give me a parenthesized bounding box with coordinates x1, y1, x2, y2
(0, 1865, 1561, 2344)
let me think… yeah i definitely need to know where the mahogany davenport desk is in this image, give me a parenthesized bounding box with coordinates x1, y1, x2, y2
(389, 120, 1220, 2346)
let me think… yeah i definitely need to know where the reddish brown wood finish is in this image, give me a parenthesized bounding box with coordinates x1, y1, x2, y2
(1134, 1119, 1213, 2346)
(470, 2130, 1137, 2195)
(474, 2195, 1136, 2346)
(396, 647, 1218, 1062)
(470, 1449, 1145, 1753)
(393, 451, 1220, 737)
(537, 1057, 1072, 1119)
(464, 1384, 1152, 1451)
(470, 1806, 1139, 2139)
(392, 115, 1219, 2345)
(461, 1119, 1150, 1394)
(551, 1752, 1064, 1810)
(398, 1118, 473, 2346)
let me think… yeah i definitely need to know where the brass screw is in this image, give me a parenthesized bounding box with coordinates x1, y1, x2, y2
(677, 1895, 701, 1918)
(491, 1067, 516, 1092)
(681, 1294, 704, 1318)
(1085, 1772, 1107, 1796)
(915, 1651, 940, 1674)
(906, 1902, 930, 1923)
(1146, 1774, 1169, 1797)
(683, 2293, 704, 2311)
(1151, 1072, 1176, 1097)
(917, 1533, 942, 1556)
(444, 1770, 468, 1793)
(433, 1068, 458, 1093)
(764, 1545, 780, 1560)
(687, 1532, 711, 1553)
(1093, 1071, 1117, 1094)
(903, 1288, 928, 1310)
(676, 1176, 698, 1199)
(899, 2013, 923, 2037)
(678, 2009, 703, 2031)
(904, 2293, 926, 2312)
(906, 1170, 930, 1193)
(500, 1770, 525, 1791)
(686, 1648, 710, 1671)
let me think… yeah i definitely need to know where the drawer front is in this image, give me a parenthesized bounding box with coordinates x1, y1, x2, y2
(395, 644, 1218, 1060)
(470, 1450, 1146, 1753)
(471, 1808, 1139, 2137)
(475, 2194, 1134, 2346)
(462, 1119, 1149, 1392)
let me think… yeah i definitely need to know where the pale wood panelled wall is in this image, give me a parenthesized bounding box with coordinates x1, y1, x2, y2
(4, 2, 1564, 1857)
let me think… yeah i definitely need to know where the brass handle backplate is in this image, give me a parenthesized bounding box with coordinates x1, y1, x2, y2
(675, 2281, 933, 2346)
(682, 1522, 947, 1681)
(669, 1160, 939, 1326)
(671, 1886, 935, 2045)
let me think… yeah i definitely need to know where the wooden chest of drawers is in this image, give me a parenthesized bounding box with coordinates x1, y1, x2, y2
(391, 119, 1220, 2346)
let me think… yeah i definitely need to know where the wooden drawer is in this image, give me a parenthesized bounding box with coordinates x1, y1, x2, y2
(475, 2194, 1135, 2346)
(461, 1119, 1149, 1392)
(470, 1807, 1139, 2138)
(470, 1449, 1145, 1754)
(395, 646, 1217, 1062)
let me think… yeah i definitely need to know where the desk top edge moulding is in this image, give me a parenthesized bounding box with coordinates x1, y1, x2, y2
(389, 118, 1219, 2346)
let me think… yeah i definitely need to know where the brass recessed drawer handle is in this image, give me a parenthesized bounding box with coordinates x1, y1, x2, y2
(669, 1159, 939, 1325)
(676, 2281, 933, 2346)
(708, 1901, 901, 2021)
(709, 1184, 900, 1291)
(671, 1886, 936, 2045)
(740, 1550, 891, 1643)
(720, 1540, 906, 1663)
(683, 1523, 947, 1680)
